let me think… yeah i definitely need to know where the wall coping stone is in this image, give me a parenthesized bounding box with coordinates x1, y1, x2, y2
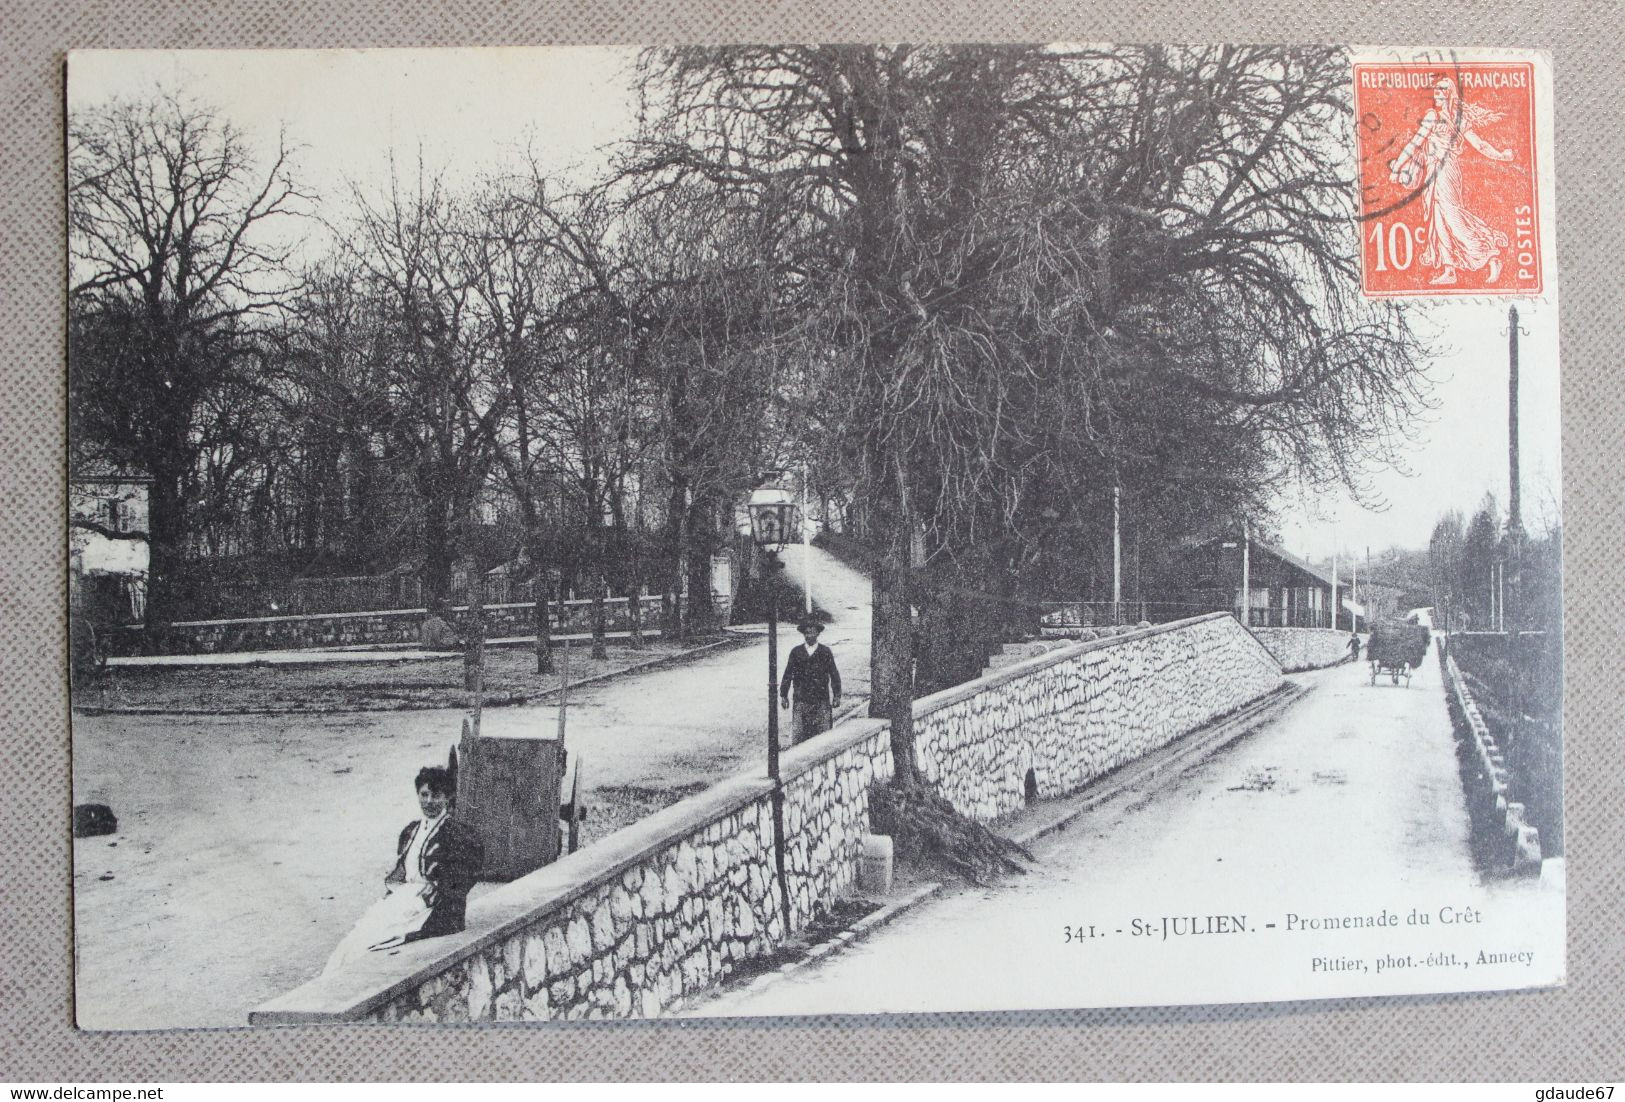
(912, 612, 1276, 715)
(122, 593, 665, 632)
(779, 717, 890, 784)
(1442, 649, 1541, 873)
(1249, 626, 1346, 634)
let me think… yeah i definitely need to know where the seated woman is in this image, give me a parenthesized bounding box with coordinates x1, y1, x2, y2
(322, 766, 483, 974)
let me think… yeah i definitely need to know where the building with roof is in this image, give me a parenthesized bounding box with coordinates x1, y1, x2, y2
(1175, 533, 1357, 630)
(69, 467, 151, 626)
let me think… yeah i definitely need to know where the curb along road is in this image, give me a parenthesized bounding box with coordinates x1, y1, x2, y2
(698, 680, 1312, 1010)
(681, 879, 946, 1016)
(75, 632, 757, 717)
(1009, 680, 1310, 849)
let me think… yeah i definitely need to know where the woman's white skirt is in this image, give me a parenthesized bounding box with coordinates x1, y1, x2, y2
(322, 886, 432, 975)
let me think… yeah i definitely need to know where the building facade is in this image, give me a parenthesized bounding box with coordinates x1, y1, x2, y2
(69, 469, 151, 626)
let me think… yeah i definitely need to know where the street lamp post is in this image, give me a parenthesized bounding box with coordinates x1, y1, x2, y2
(748, 496, 797, 940)
(1112, 484, 1122, 625)
(802, 464, 813, 617)
(1505, 305, 1528, 636)
(1240, 518, 1250, 628)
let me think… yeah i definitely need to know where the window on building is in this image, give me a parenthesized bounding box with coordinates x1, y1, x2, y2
(97, 497, 126, 532)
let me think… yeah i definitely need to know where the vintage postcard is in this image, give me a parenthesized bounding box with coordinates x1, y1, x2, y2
(66, 44, 1562, 1028)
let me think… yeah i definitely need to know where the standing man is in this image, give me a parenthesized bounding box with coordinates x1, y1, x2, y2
(780, 618, 842, 744)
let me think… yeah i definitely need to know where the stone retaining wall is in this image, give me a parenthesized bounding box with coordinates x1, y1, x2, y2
(251, 612, 1279, 1025)
(920, 613, 1282, 819)
(1249, 626, 1352, 672)
(107, 594, 719, 656)
(1442, 646, 1542, 874)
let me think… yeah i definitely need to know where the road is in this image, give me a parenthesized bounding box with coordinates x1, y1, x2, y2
(689, 657, 1565, 1020)
(71, 543, 871, 1029)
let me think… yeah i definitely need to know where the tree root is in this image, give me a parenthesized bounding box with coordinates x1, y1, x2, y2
(868, 780, 1034, 887)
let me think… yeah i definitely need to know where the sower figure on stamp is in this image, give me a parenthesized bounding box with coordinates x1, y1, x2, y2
(780, 618, 841, 744)
(1388, 76, 1515, 286)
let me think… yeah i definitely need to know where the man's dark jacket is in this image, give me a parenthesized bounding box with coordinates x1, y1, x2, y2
(780, 642, 841, 704)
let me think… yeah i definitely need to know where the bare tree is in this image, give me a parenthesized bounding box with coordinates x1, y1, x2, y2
(458, 175, 578, 672)
(341, 158, 504, 608)
(268, 261, 409, 574)
(618, 183, 790, 640)
(69, 91, 305, 627)
(458, 177, 656, 661)
(544, 277, 653, 660)
(635, 45, 1431, 878)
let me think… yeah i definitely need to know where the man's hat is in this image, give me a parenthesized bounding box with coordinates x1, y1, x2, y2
(796, 618, 824, 635)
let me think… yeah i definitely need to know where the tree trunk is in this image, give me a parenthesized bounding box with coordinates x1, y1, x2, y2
(463, 558, 486, 693)
(591, 576, 608, 660)
(912, 581, 951, 696)
(589, 525, 608, 660)
(529, 541, 553, 675)
(685, 496, 714, 636)
(663, 476, 688, 640)
(868, 474, 920, 787)
(421, 477, 455, 608)
(627, 562, 645, 649)
(141, 464, 186, 641)
(661, 588, 678, 644)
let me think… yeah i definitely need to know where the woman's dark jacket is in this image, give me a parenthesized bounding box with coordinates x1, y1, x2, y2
(390, 817, 484, 940)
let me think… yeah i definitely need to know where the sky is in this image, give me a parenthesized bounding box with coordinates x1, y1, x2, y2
(69, 47, 643, 207)
(67, 47, 1564, 561)
(1274, 295, 1562, 560)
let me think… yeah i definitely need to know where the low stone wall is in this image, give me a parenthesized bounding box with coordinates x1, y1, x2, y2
(251, 612, 1279, 1024)
(106, 594, 724, 656)
(1442, 647, 1542, 874)
(1249, 627, 1351, 672)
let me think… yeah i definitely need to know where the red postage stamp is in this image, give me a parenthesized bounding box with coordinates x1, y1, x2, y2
(1354, 59, 1541, 297)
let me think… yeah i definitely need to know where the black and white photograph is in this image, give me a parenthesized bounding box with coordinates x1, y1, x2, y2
(65, 43, 1563, 1030)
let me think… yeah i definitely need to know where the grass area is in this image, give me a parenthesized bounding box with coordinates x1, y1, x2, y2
(74, 636, 735, 715)
(583, 781, 713, 846)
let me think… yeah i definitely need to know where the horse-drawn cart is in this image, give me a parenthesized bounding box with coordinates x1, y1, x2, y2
(1366, 619, 1430, 687)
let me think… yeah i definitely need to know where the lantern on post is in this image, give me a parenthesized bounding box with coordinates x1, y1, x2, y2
(748, 497, 795, 552)
(746, 491, 797, 939)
